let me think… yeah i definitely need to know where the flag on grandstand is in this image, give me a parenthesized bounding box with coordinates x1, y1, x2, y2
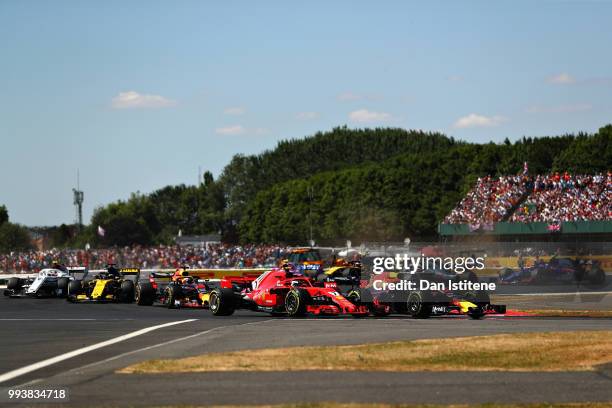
(97, 225, 106, 237)
(547, 223, 561, 232)
(523, 161, 529, 175)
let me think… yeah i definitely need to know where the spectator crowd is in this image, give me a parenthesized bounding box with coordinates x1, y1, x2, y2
(444, 175, 527, 224)
(511, 172, 612, 223)
(444, 172, 611, 225)
(0, 244, 288, 273)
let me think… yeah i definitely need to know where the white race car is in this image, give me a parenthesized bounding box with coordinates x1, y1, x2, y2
(4, 267, 87, 298)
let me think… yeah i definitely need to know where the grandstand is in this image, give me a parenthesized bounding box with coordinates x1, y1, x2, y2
(440, 172, 612, 241)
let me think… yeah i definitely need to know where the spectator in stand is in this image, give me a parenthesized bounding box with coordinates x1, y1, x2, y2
(511, 172, 611, 223)
(444, 175, 526, 225)
(444, 172, 611, 225)
(0, 244, 290, 273)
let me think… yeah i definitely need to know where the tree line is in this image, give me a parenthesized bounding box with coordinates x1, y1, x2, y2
(2, 124, 610, 250)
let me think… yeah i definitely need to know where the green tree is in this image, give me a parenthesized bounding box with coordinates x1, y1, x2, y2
(0, 205, 8, 226)
(0, 223, 32, 252)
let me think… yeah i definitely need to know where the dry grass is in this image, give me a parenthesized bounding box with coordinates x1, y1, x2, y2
(119, 331, 612, 374)
(517, 309, 612, 318)
(150, 403, 612, 408)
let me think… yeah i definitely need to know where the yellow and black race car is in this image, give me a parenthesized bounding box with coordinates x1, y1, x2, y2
(66, 265, 139, 303)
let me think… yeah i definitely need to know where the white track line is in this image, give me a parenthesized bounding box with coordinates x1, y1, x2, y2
(0, 319, 197, 384)
(64, 318, 276, 374)
(499, 291, 612, 296)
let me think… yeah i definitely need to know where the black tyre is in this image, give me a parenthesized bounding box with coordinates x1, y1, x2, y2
(136, 282, 155, 306)
(67, 280, 82, 302)
(68, 280, 82, 295)
(7, 277, 21, 290)
(164, 285, 181, 309)
(285, 288, 309, 317)
(57, 277, 69, 297)
(407, 291, 432, 318)
(350, 288, 389, 316)
(119, 280, 135, 303)
(209, 288, 236, 316)
(588, 268, 606, 286)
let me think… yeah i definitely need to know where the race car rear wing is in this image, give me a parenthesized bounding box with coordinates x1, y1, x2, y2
(119, 268, 141, 281)
(66, 267, 89, 280)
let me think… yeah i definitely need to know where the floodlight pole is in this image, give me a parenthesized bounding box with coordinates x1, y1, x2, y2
(73, 169, 84, 229)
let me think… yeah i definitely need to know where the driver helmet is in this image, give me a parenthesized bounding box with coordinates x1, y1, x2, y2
(106, 263, 120, 276)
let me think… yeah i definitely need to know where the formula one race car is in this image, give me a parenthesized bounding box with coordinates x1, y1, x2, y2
(208, 267, 369, 317)
(285, 248, 325, 276)
(135, 267, 212, 308)
(66, 265, 139, 303)
(498, 257, 606, 285)
(4, 266, 86, 298)
(316, 260, 362, 283)
(348, 269, 505, 319)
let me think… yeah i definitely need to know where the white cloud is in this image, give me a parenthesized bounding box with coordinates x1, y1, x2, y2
(215, 125, 245, 135)
(111, 91, 176, 109)
(547, 73, 576, 84)
(453, 113, 507, 129)
(296, 111, 319, 120)
(527, 103, 592, 114)
(223, 106, 245, 115)
(254, 127, 269, 135)
(337, 92, 362, 101)
(348, 109, 392, 123)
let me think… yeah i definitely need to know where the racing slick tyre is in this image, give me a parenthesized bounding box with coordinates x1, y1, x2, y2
(285, 288, 309, 317)
(67, 280, 82, 302)
(209, 288, 236, 316)
(57, 277, 69, 297)
(587, 268, 606, 286)
(135, 282, 155, 306)
(407, 291, 432, 318)
(119, 280, 135, 303)
(7, 277, 21, 291)
(164, 285, 181, 309)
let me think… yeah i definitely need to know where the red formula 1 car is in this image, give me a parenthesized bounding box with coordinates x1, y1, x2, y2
(208, 268, 369, 317)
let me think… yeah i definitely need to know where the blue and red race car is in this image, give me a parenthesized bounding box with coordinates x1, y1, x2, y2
(498, 257, 606, 285)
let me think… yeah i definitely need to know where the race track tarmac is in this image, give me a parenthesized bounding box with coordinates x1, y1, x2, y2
(0, 293, 611, 406)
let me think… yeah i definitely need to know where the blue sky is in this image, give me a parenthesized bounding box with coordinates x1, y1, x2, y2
(1, 0, 611, 226)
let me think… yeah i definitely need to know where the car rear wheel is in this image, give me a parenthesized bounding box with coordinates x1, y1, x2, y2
(209, 288, 236, 316)
(164, 285, 181, 309)
(57, 277, 69, 297)
(136, 282, 155, 306)
(67, 280, 82, 302)
(119, 280, 135, 303)
(285, 289, 309, 317)
(588, 268, 606, 286)
(7, 277, 21, 291)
